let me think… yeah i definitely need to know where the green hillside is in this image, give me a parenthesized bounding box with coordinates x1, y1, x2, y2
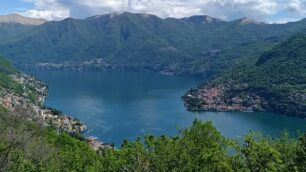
(0, 56, 17, 74)
(0, 56, 24, 96)
(1, 57, 306, 171)
(0, 22, 36, 41)
(2, 13, 306, 76)
(184, 33, 306, 117)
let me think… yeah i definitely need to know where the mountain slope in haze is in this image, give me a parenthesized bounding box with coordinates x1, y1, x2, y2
(2, 12, 306, 76)
(0, 14, 46, 41)
(183, 33, 306, 117)
(0, 14, 46, 25)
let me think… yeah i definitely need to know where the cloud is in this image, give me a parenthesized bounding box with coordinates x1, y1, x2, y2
(21, 9, 69, 20)
(20, 0, 69, 20)
(18, 0, 306, 23)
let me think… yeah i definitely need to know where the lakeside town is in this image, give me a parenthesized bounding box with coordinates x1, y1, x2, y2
(0, 73, 113, 150)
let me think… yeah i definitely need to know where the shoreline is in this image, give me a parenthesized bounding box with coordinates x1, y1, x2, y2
(36, 75, 115, 150)
(182, 82, 306, 118)
(18, 60, 209, 77)
(0, 73, 113, 150)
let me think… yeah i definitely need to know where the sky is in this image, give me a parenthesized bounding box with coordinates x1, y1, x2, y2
(1, 0, 306, 23)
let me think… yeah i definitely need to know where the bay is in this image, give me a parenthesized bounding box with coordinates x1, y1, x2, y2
(26, 70, 306, 146)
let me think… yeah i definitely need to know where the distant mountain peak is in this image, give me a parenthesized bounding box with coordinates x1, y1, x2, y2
(184, 15, 224, 24)
(89, 12, 157, 20)
(91, 12, 119, 19)
(119, 12, 158, 18)
(0, 14, 46, 25)
(238, 17, 262, 25)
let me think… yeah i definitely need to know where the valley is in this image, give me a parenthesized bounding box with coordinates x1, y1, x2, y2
(1, 11, 306, 171)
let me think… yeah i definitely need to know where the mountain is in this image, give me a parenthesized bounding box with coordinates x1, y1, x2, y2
(183, 33, 306, 117)
(0, 14, 46, 25)
(0, 14, 46, 41)
(181, 15, 226, 25)
(0, 12, 301, 75)
(233, 17, 263, 25)
(1, 12, 306, 76)
(2, 19, 306, 170)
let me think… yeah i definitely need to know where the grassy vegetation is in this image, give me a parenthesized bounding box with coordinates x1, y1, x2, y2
(0, 56, 39, 103)
(0, 56, 23, 95)
(0, 56, 17, 74)
(0, 72, 23, 94)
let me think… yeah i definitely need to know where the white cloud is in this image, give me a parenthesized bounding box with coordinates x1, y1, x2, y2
(18, 0, 306, 23)
(20, 0, 70, 20)
(20, 9, 69, 20)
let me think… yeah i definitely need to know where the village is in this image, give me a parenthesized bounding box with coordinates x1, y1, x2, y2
(183, 83, 264, 113)
(0, 73, 113, 150)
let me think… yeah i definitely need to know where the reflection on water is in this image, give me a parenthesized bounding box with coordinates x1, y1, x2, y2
(26, 70, 306, 146)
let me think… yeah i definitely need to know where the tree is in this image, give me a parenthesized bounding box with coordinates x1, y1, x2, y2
(295, 134, 306, 171)
(240, 133, 285, 172)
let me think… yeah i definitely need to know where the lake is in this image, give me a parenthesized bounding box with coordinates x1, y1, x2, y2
(26, 70, 306, 146)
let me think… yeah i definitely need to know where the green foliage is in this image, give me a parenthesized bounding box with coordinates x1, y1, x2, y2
(295, 134, 306, 171)
(2, 19, 306, 169)
(98, 120, 232, 171)
(0, 56, 40, 103)
(0, 22, 35, 41)
(0, 72, 23, 94)
(0, 107, 102, 172)
(99, 120, 233, 171)
(210, 33, 306, 116)
(0, 56, 20, 93)
(0, 56, 17, 74)
(49, 132, 102, 172)
(98, 120, 306, 172)
(240, 133, 284, 171)
(2, 12, 306, 76)
(1, 106, 306, 172)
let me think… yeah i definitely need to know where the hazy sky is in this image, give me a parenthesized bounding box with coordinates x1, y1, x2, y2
(1, 0, 306, 23)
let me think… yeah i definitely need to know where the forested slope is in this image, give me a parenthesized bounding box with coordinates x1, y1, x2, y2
(183, 34, 306, 117)
(2, 13, 306, 76)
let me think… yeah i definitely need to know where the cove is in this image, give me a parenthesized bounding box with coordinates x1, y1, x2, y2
(26, 70, 306, 146)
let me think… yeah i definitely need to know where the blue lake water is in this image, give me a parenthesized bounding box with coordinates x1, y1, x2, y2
(26, 70, 306, 146)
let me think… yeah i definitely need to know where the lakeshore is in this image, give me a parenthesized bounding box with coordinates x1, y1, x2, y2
(28, 70, 306, 146)
(0, 73, 113, 150)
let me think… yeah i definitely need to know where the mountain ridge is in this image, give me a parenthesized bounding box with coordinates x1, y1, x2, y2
(0, 14, 47, 40)
(1, 12, 306, 77)
(3, 12, 306, 25)
(0, 12, 306, 75)
(0, 14, 46, 25)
